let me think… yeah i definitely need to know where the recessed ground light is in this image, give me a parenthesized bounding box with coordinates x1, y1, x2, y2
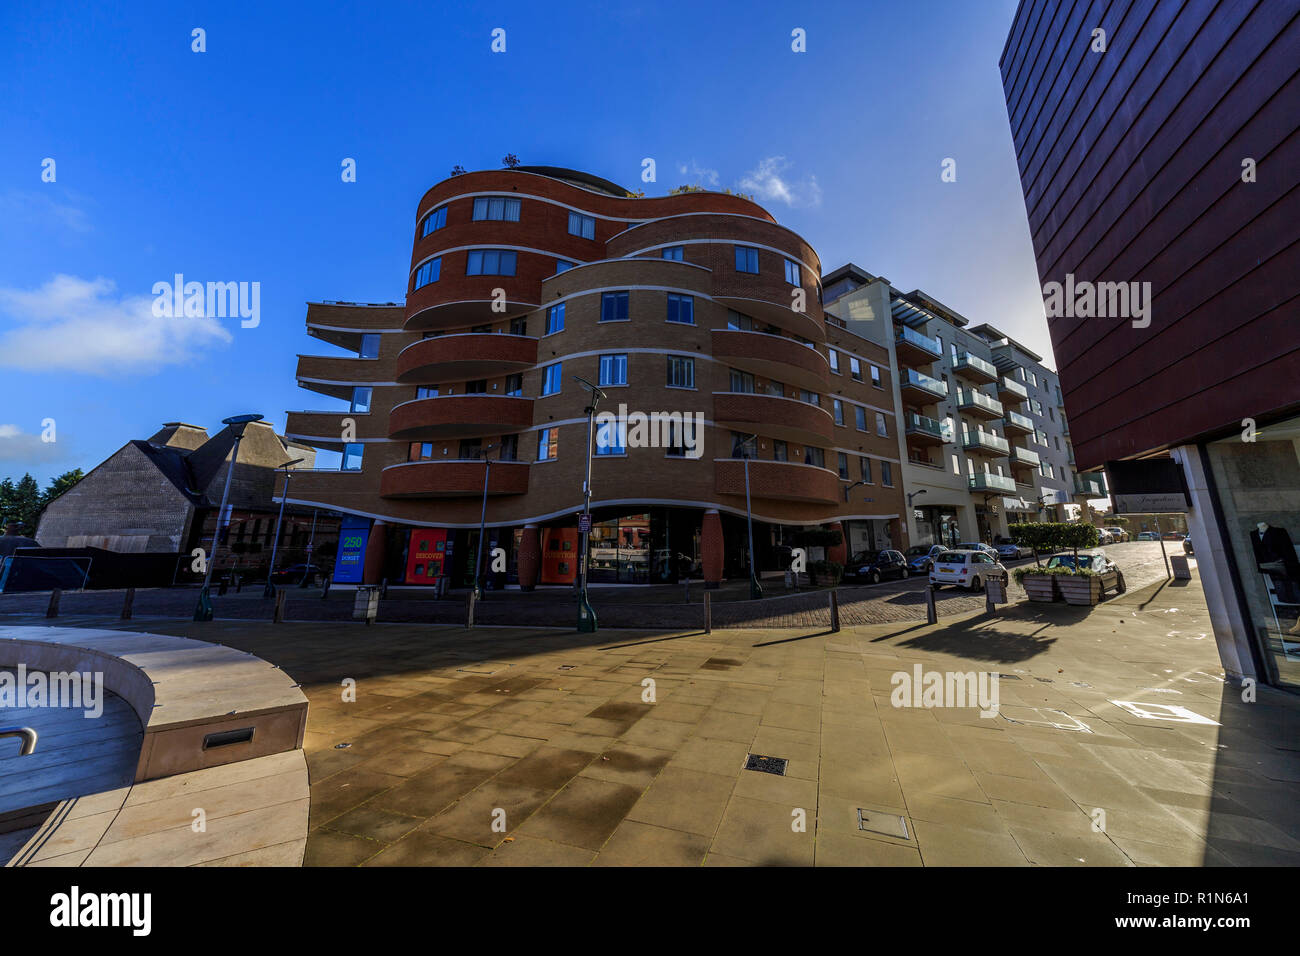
(558, 665, 576, 671)
(858, 808, 910, 840)
(335, 742, 352, 749)
(743, 754, 788, 775)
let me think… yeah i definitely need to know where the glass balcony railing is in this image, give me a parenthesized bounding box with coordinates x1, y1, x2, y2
(962, 430, 1009, 454)
(901, 369, 948, 400)
(1003, 409, 1034, 431)
(969, 472, 1017, 493)
(1009, 445, 1040, 467)
(952, 352, 999, 380)
(895, 326, 941, 359)
(905, 412, 952, 442)
(1075, 474, 1106, 497)
(998, 376, 1028, 400)
(957, 388, 1003, 415)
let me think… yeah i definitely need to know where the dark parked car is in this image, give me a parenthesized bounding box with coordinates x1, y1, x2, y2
(271, 563, 323, 585)
(904, 544, 945, 574)
(844, 549, 909, 584)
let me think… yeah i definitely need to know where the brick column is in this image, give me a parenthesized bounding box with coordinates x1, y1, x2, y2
(362, 520, 387, 584)
(517, 523, 540, 591)
(827, 521, 847, 566)
(701, 509, 724, 589)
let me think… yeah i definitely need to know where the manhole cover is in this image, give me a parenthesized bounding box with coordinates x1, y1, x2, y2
(743, 754, 788, 775)
(858, 808, 910, 839)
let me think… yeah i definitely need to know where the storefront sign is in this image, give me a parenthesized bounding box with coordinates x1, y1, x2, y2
(1106, 458, 1190, 513)
(405, 528, 448, 584)
(332, 516, 370, 584)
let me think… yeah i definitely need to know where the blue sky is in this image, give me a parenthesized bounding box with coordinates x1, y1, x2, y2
(0, 0, 1044, 482)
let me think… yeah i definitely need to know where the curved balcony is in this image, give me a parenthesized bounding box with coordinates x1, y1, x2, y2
(711, 329, 829, 392)
(404, 280, 539, 332)
(396, 334, 538, 384)
(296, 354, 385, 400)
(962, 430, 1010, 457)
(956, 388, 1004, 420)
(712, 393, 834, 447)
(904, 412, 951, 447)
(951, 353, 1000, 385)
(711, 293, 825, 343)
(380, 459, 530, 498)
(388, 395, 534, 440)
(714, 459, 840, 504)
(283, 411, 384, 449)
(894, 326, 942, 366)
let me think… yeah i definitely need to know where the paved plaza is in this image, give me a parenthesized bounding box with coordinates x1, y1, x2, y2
(28, 566, 1296, 867)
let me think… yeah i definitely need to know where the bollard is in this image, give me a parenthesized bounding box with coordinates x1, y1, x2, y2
(380, 577, 389, 600)
(925, 584, 937, 625)
(273, 588, 287, 623)
(46, 589, 61, 619)
(321, 575, 332, 600)
(829, 589, 840, 632)
(466, 591, 476, 629)
(121, 588, 135, 620)
(985, 580, 995, 615)
(235, 573, 243, 594)
(704, 591, 712, 634)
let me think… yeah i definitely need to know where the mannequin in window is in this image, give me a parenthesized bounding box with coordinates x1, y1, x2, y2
(1251, 521, 1300, 605)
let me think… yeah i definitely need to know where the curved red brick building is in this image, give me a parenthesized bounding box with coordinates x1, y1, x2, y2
(283, 167, 905, 587)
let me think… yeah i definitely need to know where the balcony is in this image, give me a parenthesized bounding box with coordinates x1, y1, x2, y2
(900, 369, 948, 404)
(388, 395, 533, 440)
(296, 354, 385, 401)
(962, 430, 1010, 457)
(714, 459, 840, 504)
(951, 352, 1000, 384)
(956, 388, 1004, 420)
(894, 326, 942, 366)
(283, 410, 384, 450)
(969, 472, 1017, 494)
(1009, 445, 1041, 468)
(997, 376, 1028, 401)
(712, 392, 834, 447)
(1074, 473, 1106, 498)
(396, 333, 537, 384)
(380, 459, 529, 498)
(711, 329, 829, 392)
(904, 412, 950, 447)
(1001, 409, 1035, 435)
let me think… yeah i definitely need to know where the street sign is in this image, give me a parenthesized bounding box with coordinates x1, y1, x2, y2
(578, 513, 591, 533)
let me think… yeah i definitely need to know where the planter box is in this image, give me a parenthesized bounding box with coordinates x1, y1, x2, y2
(1058, 571, 1119, 606)
(1020, 573, 1058, 602)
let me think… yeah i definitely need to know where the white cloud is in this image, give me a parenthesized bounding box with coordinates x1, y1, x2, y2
(0, 189, 92, 233)
(0, 424, 66, 464)
(0, 274, 233, 374)
(675, 160, 720, 189)
(737, 156, 822, 208)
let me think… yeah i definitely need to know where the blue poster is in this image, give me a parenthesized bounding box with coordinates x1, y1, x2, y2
(333, 515, 370, 583)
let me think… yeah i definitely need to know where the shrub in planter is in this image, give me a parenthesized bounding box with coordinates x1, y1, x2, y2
(809, 559, 843, 587)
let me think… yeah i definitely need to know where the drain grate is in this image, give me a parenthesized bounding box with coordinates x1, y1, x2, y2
(743, 754, 788, 776)
(1034, 677, 1053, 683)
(857, 808, 910, 840)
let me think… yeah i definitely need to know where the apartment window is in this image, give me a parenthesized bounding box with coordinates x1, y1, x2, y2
(731, 432, 755, 458)
(499, 434, 518, 461)
(601, 291, 629, 322)
(662, 245, 684, 261)
(837, 452, 850, 479)
(666, 355, 695, 389)
(466, 249, 517, 276)
(805, 446, 825, 468)
(881, 461, 893, 486)
(537, 428, 558, 461)
(828, 348, 840, 374)
(341, 443, 364, 471)
(509, 316, 528, 335)
(1031, 371, 1039, 388)
(596, 418, 626, 456)
(459, 438, 483, 459)
(800, 389, 820, 406)
(727, 309, 754, 331)
(416, 386, 439, 399)
(666, 294, 694, 324)
(420, 205, 447, 237)
(734, 245, 760, 274)
(555, 259, 576, 274)
(568, 211, 596, 239)
(1048, 407, 1055, 421)
(359, 334, 380, 359)
(860, 457, 872, 482)
(598, 353, 628, 386)
(410, 441, 433, 461)
(849, 357, 862, 381)
(784, 259, 801, 286)
(876, 412, 888, 437)
(464, 379, 487, 394)
(1055, 436, 1061, 450)
(350, 386, 372, 413)
(951, 343, 960, 363)
(545, 303, 565, 335)
(414, 254, 443, 286)
(855, 406, 867, 431)
(505, 374, 523, 397)
(1039, 461, 1049, 478)
(665, 419, 697, 457)
(773, 441, 788, 462)
(832, 399, 844, 426)
(870, 365, 882, 388)
(729, 368, 756, 393)
(472, 196, 521, 221)
(541, 363, 562, 396)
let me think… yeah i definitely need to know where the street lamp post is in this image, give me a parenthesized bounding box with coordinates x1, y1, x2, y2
(575, 377, 605, 632)
(264, 457, 305, 598)
(195, 414, 263, 621)
(739, 434, 762, 600)
(299, 509, 318, 588)
(472, 444, 496, 600)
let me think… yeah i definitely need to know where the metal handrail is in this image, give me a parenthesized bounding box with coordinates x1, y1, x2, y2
(0, 727, 37, 756)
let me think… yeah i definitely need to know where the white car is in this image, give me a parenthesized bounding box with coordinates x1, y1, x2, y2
(1097, 529, 1114, 545)
(929, 550, 1009, 591)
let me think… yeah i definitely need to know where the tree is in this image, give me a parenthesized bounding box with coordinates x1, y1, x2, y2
(501, 153, 520, 168)
(1061, 522, 1100, 564)
(449, 164, 467, 176)
(44, 469, 83, 503)
(0, 473, 43, 530)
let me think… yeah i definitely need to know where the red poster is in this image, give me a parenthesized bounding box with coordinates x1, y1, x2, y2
(405, 528, 448, 584)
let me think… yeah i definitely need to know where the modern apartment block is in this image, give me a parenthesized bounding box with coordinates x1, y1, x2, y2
(282, 167, 905, 588)
(1001, 1, 1299, 689)
(822, 264, 1083, 548)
